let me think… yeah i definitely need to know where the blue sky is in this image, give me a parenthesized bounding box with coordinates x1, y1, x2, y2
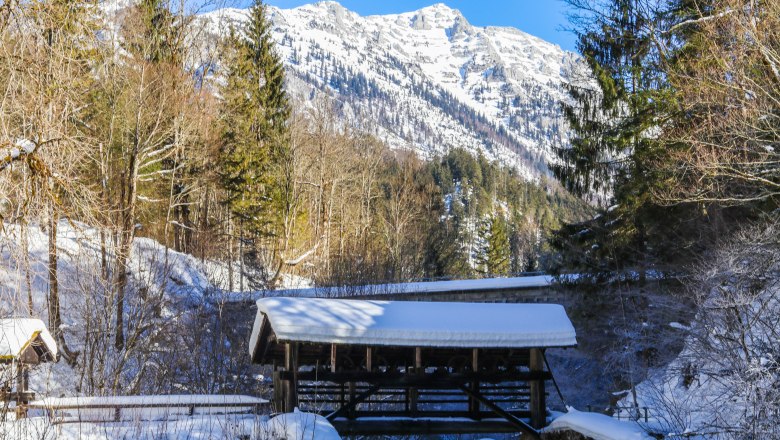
(224, 1, 577, 52)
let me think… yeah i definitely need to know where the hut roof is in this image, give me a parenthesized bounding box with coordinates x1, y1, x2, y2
(250, 298, 577, 359)
(0, 318, 58, 362)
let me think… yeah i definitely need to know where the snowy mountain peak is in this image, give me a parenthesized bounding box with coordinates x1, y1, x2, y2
(407, 3, 466, 26)
(302, 1, 351, 16)
(201, 2, 588, 180)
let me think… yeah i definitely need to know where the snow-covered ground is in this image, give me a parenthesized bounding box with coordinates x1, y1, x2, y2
(1, 410, 340, 440)
(546, 408, 651, 440)
(0, 220, 287, 403)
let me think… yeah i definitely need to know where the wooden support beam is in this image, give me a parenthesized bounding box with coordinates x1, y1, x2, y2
(330, 344, 337, 373)
(284, 343, 299, 413)
(459, 385, 541, 440)
(286, 369, 551, 384)
(529, 348, 546, 429)
(15, 363, 28, 419)
(469, 348, 480, 419)
(272, 370, 283, 411)
(366, 347, 373, 372)
(411, 347, 422, 416)
(326, 385, 380, 421)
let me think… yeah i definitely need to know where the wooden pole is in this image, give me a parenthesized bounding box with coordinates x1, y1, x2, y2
(366, 347, 373, 372)
(410, 347, 422, 416)
(15, 362, 27, 419)
(284, 343, 299, 412)
(529, 348, 546, 429)
(469, 348, 480, 419)
(330, 344, 337, 373)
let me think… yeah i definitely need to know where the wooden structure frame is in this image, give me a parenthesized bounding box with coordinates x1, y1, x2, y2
(249, 298, 577, 437)
(0, 319, 58, 419)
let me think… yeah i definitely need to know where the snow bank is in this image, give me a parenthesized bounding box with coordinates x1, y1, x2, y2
(1, 411, 342, 439)
(0, 318, 57, 360)
(545, 408, 651, 440)
(250, 297, 577, 351)
(269, 409, 341, 440)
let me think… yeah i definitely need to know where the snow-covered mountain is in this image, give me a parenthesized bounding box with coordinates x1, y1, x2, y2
(201, 2, 586, 180)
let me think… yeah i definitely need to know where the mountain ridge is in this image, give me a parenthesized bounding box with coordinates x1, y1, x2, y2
(200, 1, 585, 180)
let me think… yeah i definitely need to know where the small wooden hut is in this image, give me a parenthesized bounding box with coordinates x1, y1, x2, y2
(249, 297, 577, 437)
(0, 318, 58, 418)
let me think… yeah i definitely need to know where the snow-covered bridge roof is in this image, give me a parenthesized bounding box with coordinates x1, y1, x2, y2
(0, 318, 58, 363)
(250, 297, 577, 357)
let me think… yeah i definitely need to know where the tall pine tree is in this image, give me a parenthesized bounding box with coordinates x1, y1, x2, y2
(551, 0, 704, 278)
(218, 0, 291, 239)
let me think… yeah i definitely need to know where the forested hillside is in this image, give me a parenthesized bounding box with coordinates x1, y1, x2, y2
(201, 2, 587, 179)
(552, 0, 780, 436)
(0, 0, 588, 404)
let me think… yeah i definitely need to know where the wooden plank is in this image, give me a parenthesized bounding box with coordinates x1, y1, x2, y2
(365, 347, 373, 372)
(330, 344, 337, 373)
(285, 369, 551, 384)
(529, 348, 546, 429)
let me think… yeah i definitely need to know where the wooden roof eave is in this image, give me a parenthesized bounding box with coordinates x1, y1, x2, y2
(0, 332, 55, 365)
(251, 315, 277, 364)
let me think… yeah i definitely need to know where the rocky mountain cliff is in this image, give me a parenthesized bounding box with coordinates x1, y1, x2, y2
(202, 1, 586, 180)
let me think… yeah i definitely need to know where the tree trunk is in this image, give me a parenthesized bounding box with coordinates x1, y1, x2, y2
(21, 221, 33, 316)
(115, 139, 140, 350)
(47, 207, 61, 337)
(48, 204, 77, 365)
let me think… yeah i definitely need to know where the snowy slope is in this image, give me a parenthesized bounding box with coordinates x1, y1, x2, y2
(200, 2, 586, 180)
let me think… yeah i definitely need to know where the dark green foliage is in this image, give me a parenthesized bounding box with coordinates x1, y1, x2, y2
(425, 149, 589, 278)
(479, 214, 511, 275)
(550, 0, 712, 277)
(218, 0, 291, 237)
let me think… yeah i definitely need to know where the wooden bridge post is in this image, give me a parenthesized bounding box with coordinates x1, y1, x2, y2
(15, 362, 28, 419)
(284, 343, 299, 413)
(330, 344, 337, 373)
(529, 348, 546, 429)
(469, 348, 480, 419)
(409, 347, 422, 417)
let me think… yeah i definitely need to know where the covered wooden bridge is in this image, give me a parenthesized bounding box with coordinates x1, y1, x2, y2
(249, 297, 577, 437)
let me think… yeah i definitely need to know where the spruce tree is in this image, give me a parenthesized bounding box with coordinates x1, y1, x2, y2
(477, 215, 511, 276)
(219, 0, 291, 238)
(551, 0, 695, 277)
